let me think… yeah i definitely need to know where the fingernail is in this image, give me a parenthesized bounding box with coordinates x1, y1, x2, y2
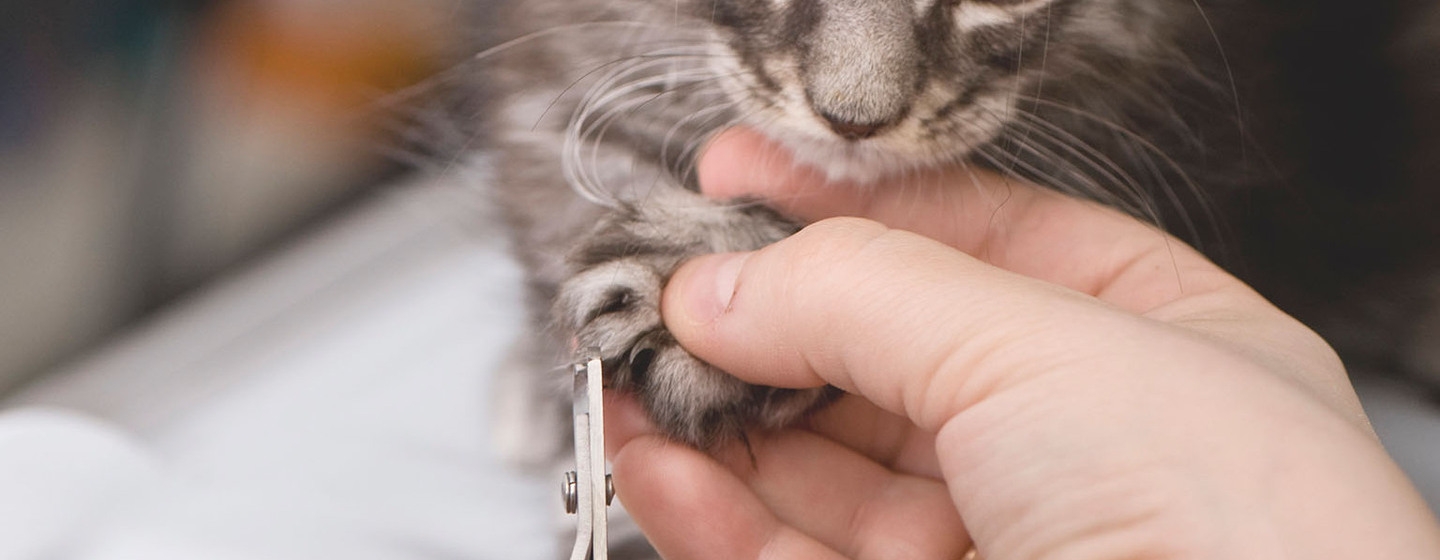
(677, 252, 749, 324)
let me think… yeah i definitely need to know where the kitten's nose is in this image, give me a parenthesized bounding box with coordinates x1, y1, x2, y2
(820, 113, 884, 141)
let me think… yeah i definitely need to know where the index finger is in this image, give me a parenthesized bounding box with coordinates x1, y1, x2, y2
(687, 129, 1353, 418)
(698, 127, 1233, 316)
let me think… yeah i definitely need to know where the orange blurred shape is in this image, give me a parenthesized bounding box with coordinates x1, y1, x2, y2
(199, 0, 451, 110)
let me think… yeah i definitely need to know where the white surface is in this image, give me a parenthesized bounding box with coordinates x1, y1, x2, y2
(0, 408, 162, 560)
(2, 179, 556, 560)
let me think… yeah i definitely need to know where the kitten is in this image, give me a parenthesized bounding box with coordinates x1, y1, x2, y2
(460, 0, 1285, 455)
(425, 0, 1437, 553)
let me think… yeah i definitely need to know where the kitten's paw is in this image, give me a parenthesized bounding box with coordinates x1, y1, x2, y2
(552, 203, 836, 448)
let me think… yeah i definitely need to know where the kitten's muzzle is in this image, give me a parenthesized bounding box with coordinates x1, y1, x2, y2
(798, 0, 918, 141)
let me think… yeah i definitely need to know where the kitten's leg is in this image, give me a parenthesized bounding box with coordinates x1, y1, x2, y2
(553, 188, 840, 449)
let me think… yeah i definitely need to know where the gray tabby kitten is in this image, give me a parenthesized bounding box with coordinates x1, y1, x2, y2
(430, 0, 1435, 553)
(468, 0, 1277, 457)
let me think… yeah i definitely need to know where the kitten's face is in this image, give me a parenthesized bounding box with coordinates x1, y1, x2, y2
(688, 0, 1125, 182)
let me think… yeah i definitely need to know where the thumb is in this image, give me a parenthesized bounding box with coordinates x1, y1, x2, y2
(660, 216, 1134, 430)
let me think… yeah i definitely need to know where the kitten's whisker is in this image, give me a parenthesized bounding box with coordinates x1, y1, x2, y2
(675, 105, 782, 193)
(962, 107, 1131, 213)
(659, 101, 735, 180)
(970, 146, 1064, 200)
(569, 57, 746, 192)
(952, 157, 1018, 251)
(654, 71, 759, 177)
(540, 45, 720, 133)
(1187, 0, 1246, 160)
(373, 22, 711, 113)
(564, 48, 733, 204)
(1012, 95, 1219, 245)
(999, 2, 1054, 174)
(1010, 97, 1206, 186)
(1006, 110, 1153, 210)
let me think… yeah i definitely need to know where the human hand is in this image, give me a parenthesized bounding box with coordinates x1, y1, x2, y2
(604, 128, 1440, 559)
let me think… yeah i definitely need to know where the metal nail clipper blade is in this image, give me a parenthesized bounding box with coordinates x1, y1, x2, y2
(563, 351, 613, 560)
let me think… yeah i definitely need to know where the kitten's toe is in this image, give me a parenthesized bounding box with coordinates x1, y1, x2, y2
(554, 259, 664, 358)
(553, 258, 688, 395)
(635, 339, 841, 448)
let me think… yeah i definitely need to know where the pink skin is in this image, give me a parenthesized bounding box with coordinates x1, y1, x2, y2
(604, 128, 1440, 559)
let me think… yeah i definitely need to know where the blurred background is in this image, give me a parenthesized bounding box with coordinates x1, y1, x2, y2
(0, 3, 562, 558)
(0, 0, 459, 392)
